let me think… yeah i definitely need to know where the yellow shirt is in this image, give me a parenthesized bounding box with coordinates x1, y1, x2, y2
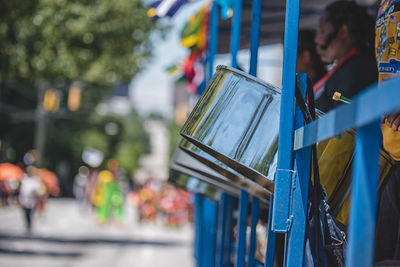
(376, 0, 400, 161)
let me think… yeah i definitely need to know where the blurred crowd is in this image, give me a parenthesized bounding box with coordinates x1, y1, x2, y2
(73, 159, 193, 227)
(0, 157, 193, 233)
(130, 179, 193, 226)
(0, 163, 60, 233)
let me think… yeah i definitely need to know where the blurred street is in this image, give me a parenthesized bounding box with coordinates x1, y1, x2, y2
(0, 199, 195, 267)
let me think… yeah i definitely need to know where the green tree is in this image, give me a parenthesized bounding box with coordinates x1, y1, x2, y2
(43, 107, 150, 195)
(0, 0, 162, 195)
(0, 0, 155, 86)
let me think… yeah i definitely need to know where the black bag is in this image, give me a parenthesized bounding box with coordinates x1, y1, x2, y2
(295, 80, 346, 267)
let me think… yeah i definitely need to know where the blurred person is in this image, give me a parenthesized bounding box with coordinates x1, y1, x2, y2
(0, 181, 10, 206)
(297, 29, 326, 83)
(374, 0, 400, 262)
(95, 169, 124, 225)
(158, 185, 192, 226)
(314, 1, 377, 112)
(73, 166, 89, 211)
(18, 166, 45, 233)
(136, 179, 159, 223)
(137, 183, 156, 223)
(86, 168, 99, 209)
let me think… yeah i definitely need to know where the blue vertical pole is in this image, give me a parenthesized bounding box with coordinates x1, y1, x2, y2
(285, 74, 311, 266)
(248, 0, 262, 264)
(208, 3, 219, 82)
(202, 197, 218, 267)
(346, 120, 381, 267)
(249, 0, 262, 76)
(230, 0, 243, 68)
(248, 197, 259, 267)
(217, 193, 235, 267)
(264, 195, 276, 267)
(194, 194, 203, 266)
(272, 0, 300, 233)
(235, 189, 249, 267)
(226, 197, 235, 267)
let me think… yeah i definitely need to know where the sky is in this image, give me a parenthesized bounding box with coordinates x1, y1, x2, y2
(130, 1, 284, 118)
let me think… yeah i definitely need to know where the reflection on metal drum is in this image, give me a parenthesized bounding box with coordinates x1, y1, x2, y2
(181, 66, 280, 189)
(178, 139, 271, 201)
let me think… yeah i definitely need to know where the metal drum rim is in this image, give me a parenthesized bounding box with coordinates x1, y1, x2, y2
(179, 143, 272, 201)
(216, 65, 281, 94)
(181, 133, 275, 194)
(168, 167, 220, 201)
(170, 162, 240, 197)
(170, 153, 270, 204)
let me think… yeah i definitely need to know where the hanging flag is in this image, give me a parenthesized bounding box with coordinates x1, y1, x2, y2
(192, 55, 206, 95)
(165, 64, 184, 80)
(147, 0, 194, 20)
(166, 64, 180, 74)
(182, 51, 206, 95)
(178, 4, 210, 95)
(180, 4, 210, 51)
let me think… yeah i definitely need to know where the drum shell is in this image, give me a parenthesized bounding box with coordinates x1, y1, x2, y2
(178, 139, 271, 201)
(170, 146, 240, 197)
(181, 65, 280, 189)
(168, 168, 220, 200)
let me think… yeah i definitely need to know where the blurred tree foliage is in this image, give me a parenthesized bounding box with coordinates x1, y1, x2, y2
(0, 0, 160, 195)
(45, 109, 149, 180)
(0, 0, 154, 85)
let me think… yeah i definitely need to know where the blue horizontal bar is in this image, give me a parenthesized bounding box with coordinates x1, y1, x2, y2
(294, 76, 400, 150)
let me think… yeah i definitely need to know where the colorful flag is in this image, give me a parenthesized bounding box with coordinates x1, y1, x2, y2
(147, 0, 193, 20)
(182, 51, 206, 95)
(166, 64, 180, 74)
(180, 4, 210, 51)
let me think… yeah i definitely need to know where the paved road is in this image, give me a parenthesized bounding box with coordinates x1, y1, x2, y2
(0, 199, 195, 267)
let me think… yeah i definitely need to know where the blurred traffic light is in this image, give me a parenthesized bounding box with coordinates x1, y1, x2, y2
(68, 85, 81, 112)
(43, 89, 60, 112)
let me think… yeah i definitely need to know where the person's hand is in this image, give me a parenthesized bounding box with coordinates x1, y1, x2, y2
(386, 111, 400, 131)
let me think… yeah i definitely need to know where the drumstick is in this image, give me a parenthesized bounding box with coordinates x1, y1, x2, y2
(332, 91, 351, 104)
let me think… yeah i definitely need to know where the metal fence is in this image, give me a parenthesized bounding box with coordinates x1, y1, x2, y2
(189, 0, 400, 266)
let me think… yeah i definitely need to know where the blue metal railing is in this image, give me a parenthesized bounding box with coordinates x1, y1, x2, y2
(192, 0, 400, 266)
(272, 0, 300, 234)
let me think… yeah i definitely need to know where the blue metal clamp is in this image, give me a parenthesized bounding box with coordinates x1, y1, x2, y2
(272, 169, 297, 232)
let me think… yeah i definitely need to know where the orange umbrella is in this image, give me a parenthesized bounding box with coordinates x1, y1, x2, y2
(37, 168, 60, 196)
(0, 163, 24, 181)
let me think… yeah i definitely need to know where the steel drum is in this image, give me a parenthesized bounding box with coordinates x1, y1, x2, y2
(178, 138, 271, 201)
(181, 65, 280, 189)
(170, 145, 240, 197)
(171, 139, 271, 202)
(168, 169, 220, 200)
